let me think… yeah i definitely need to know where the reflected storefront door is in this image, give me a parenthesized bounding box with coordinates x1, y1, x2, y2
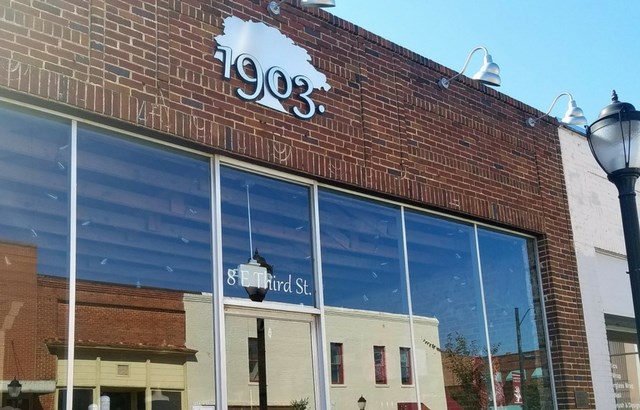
(225, 310, 318, 410)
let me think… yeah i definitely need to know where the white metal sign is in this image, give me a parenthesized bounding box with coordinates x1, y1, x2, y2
(214, 16, 331, 120)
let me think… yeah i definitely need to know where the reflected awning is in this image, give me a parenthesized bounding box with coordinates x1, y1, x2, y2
(531, 367, 543, 378)
(505, 370, 525, 381)
(45, 338, 198, 356)
(0, 380, 55, 394)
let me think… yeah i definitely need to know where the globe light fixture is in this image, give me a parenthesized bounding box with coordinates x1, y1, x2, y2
(586, 90, 640, 346)
(357, 395, 367, 410)
(7, 378, 21, 399)
(7, 378, 22, 409)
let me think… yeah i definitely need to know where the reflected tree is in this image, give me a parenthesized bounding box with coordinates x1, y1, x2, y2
(424, 333, 500, 410)
(290, 397, 309, 410)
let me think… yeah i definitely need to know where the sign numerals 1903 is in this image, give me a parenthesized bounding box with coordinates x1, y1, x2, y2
(216, 46, 325, 120)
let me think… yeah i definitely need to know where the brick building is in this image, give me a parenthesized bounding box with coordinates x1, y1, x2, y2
(0, 1, 591, 409)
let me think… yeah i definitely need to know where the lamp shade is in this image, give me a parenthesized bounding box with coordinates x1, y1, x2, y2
(561, 98, 587, 126)
(471, 54, 501, 87)
(587, 91, 640, 175)
(241, 250, 273, 303)
(301, 0, 335, 6)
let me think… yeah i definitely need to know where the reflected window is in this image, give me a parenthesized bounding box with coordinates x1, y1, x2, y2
(374, 346, 387, 384)
(221, 166, 315, 306)
(330, 342, 344, 385)
(248, 337, 259, 382)
(400, 347, 412, 385)
(150, 391, 182, 410)
(58, 389, 92, 410)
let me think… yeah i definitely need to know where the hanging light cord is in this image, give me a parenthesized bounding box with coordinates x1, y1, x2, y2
(246, 184, 253, 257)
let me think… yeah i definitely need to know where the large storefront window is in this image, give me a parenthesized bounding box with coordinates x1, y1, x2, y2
(221, 165, 314, 306)
(220, 166, 317, 409)
(71, 126, 214, 410)
(0, 105, 71, 410)
(478, 228, 553, 409)
(405, 212, 553, 409)
(406, 212, 485, 409)
(0, 102, 555, 410)
(319, 189, 417, 409)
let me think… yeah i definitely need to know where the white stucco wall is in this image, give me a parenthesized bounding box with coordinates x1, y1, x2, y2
(184, 293, 216, 408)
(559, 126, 638, 409)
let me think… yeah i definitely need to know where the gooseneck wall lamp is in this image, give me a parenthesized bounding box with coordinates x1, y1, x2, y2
(438, 46, 501, 89)
(267, 0, 336, 16)
(526, 92, 587, 127)
(587, 91, 640, 347)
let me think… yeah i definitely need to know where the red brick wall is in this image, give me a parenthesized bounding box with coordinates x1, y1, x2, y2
(0, 241, 39, 380)
(0, 0, 591, 407)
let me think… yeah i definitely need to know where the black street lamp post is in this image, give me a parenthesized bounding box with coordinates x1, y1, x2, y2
(587, 91, 640, 346)
(241, 250, 273, 410)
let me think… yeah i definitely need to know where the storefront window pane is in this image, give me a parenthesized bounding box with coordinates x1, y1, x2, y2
(478, 228, 553, 409)
(609, 331, 640, 409)
(320, 190, 415, 409)
(319, 189, 407, 313)
(74, 126, 214, 410)
(225, 314, 317, 410)
(405, 211, 486, 410)
(0, 104, 70, 410)
(221, 166, 314, 305)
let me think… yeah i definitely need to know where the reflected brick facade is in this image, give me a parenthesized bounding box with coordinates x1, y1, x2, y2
(1, 241, 191, 410)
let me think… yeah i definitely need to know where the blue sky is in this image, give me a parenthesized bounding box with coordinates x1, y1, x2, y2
(329, 1, 640, 127)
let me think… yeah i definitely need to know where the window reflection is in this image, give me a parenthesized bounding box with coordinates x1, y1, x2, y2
(320, 190, 417, 409)
(72, 125, 214, 410)
(0, 103, 558, 410)
(319, 189, 407, 314)
(478, 228, 552, 409)
(76, 126, 213, 291)
(221, 166, 314, 305)
(0, 104, 71, 410)
(225, 315, 316, 410)
(405, 212, 486, 409)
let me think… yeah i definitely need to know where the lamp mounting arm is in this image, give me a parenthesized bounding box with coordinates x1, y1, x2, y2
(526, 92, 586, 127)
(536, 92, 571, 121)
(439, 46, 487, 88)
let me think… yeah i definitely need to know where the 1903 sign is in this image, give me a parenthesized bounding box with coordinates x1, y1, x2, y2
(214, 17, 331, 120)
